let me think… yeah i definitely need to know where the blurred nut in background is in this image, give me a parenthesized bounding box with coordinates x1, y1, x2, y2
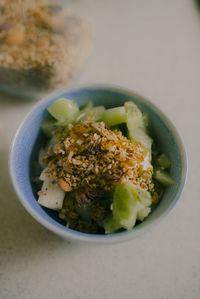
(0, 21, 14, 31)
(36, 37, 50, 48)
(5, 29, 24, 45)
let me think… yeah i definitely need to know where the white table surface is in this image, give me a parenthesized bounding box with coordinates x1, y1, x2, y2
(0, 0, 200, 298)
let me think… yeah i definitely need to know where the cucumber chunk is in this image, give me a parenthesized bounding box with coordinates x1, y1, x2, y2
(128, 184, 152, 207)
(103, 184, 152, 234)
(128, 184, 152, 221)
(103, 184, 136, 233)
(153, 169, 174, 186)
(132, 128, 153, 154)
(142, 112, 152, 135)
(136, 203, 151, 222)
(78, 106, 105, 122)
(157, 153, 171, 169)
(80, 101, 93, 111)
(103, 217, 122, 234)
(48, 98, 79, 122)
(125, 101, 152, 154)
(125, 101, 144, 130)
(112, 184, 136, 226)
(102, 107, 126, 126)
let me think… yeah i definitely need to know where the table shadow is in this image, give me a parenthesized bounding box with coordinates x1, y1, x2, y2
(0, 146, 79, 273)
(0, 90, 38, 107)
(194, 0, 200, 12)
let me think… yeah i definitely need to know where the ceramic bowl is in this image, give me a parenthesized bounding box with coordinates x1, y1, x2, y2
(9, 84, 187, 244)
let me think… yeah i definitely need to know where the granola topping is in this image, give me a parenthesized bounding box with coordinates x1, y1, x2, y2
(42, 120, 154, 192)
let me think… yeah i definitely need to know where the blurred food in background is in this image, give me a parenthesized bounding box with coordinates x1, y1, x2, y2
(0, 0, 93, 97)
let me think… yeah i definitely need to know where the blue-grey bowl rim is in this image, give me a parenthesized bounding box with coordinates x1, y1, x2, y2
(9, 83, 188, 244)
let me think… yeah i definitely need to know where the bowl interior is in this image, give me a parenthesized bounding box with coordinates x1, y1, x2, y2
(10, 86, 186, 242)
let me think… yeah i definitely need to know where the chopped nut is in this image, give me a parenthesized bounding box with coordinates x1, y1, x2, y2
(58, 178, 72, 192)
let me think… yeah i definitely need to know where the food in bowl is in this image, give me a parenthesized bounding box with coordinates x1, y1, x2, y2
(34, 98, 174, 234)
(0, 0, 92, 93)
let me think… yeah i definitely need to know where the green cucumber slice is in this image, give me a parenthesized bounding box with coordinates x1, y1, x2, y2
(153, 169, 174, 186)
(125, 101, 144, 130)
(102, 107, 126, 126)
(142, 112, 152, 135)
(103, 217, 121, 234)
(103, 184, 152, 233)
(112, 184, 136, 225)
(125, 101, 152, 154)
(48, 98, 79, 122)
(136, 203, 151, 222)
(128, 184, 152, 207)
(157, 153, 171, 170)
(78, 106, 105, 122)
(131, 128, 153, 153)
(80, 101, 93, 111)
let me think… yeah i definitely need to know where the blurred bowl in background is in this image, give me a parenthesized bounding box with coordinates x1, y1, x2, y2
(0, 0, 93, 100)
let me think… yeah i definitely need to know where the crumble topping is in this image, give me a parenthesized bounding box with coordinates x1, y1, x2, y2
(42, 120, 154, 193)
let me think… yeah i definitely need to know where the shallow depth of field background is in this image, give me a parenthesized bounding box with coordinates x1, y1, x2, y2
(0, 1, 200, 298)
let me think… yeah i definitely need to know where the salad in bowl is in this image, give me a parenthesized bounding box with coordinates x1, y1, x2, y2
(35, 97, 173, 234)
(9, 85, 186, 243)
